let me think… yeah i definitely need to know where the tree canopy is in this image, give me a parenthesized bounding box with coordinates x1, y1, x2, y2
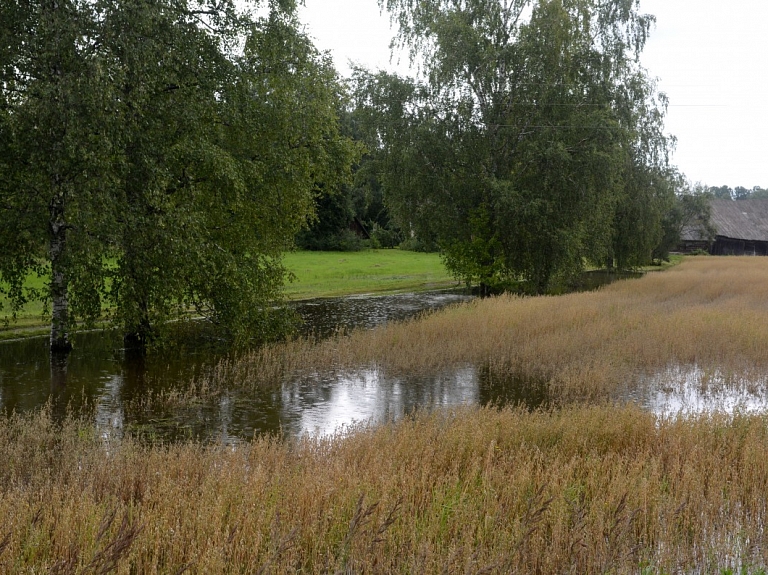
(0, 0, 356, 350)
(356, 0, 676, 293)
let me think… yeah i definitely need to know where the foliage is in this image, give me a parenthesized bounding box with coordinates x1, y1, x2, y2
(297, 105, 407, 252)
(0, 0, 120, 349)
(702, 185, 768, 201)
(654, 181, 716, 260)
(357, 0, 674, 292)
(343, 88, 408, 249)
(0, 0, 356, 348)
(295, 187, 362, 251)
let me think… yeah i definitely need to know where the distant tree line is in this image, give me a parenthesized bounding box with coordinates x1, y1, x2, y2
(703, 185, 768, 201)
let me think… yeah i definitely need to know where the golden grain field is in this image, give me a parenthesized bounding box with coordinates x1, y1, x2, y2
(219, 256, 768, 404)
(2, 405, 768, 573)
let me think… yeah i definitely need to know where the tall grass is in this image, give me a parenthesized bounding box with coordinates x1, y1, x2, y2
(3, 405, 768, 573)
(218, 256, 768, 403)
(5, 257, 768, 572)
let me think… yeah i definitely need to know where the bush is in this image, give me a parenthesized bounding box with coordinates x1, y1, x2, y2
(370, 224, 403, 249)
(399, 236, 438, 253)
(297, 229, 364, 252)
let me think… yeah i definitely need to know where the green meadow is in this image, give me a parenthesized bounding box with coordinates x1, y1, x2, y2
(0, 272, 49, 339)
(282, 249, 457, 299)
(0, 250, 455, 339)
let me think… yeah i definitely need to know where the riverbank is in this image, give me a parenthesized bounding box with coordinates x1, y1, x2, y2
(0, 250, 458, 341)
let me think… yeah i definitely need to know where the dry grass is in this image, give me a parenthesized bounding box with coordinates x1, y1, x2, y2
(3, 405, 768, 573)
(215, 256, 768, 403)
(5, 257, 768, 572)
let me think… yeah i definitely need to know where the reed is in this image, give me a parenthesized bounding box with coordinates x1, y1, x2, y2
(3, 405, 768, 573)
(214, 256, 768, 403)
(5, 257, 768, 572)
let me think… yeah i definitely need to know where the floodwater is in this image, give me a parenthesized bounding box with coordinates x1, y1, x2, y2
(1, 290, 479, 441)
(3, 275, 764, 443)
(626, 364, 768, 419)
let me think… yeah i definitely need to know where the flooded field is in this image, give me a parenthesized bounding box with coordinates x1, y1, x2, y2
(5, 259, 768, 573)
(629, 364, 768, 418)
(3, 262, 768, 443)
(0, 290, 477, 441)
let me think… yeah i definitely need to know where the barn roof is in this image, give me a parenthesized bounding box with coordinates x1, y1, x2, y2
(708, 199, 768, 241)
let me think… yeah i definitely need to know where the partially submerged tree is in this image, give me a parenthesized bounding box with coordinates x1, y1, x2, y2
(0, 0, 356, 350)
(359, 0, 675, 293)
(0, 0, 119, 351)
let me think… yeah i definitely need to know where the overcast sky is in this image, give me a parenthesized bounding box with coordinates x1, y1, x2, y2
(297, 0, 768, 189)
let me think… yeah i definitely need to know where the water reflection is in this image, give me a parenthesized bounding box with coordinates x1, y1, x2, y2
(110, 365, 553, 441)
(631, 365, 768, 418)
(293, 290, 473, 338)
(8, 281, 766, 444)
(477, 366, 550, 409)
(280, 367, 480, 436)
(0, 331, 203, 418)
(0, 291, 475, 442)
(50, 351, 69, 392)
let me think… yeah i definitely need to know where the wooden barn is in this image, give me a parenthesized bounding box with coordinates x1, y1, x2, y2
(679, 198, 768, 255)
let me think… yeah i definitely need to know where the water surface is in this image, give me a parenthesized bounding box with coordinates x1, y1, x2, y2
(1, 290, 477, 441)
(4, 275, 758, 443)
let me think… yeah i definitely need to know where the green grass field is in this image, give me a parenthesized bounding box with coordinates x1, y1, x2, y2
(282, 249, 457, 299)
(0, 272, 50, 339)
(0, 250, 456, 339)
(0, 249, 681, 340)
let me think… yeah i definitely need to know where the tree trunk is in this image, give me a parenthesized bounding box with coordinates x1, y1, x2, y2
(121, 239, 154, 351)
(46, 0, 72, 353)
(49, 190, 72, 353)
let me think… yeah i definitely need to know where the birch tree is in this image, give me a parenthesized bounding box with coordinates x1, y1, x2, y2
(361, 0, 674, 293)
(0, 0, 356, 350)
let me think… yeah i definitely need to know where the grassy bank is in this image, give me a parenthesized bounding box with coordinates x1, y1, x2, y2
(283, 249, 457, 299)
(0, 250, 456, 341)
(3, 405, 768, 573)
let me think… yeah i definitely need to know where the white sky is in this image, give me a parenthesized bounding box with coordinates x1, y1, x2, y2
(298, 0, 768, 189)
